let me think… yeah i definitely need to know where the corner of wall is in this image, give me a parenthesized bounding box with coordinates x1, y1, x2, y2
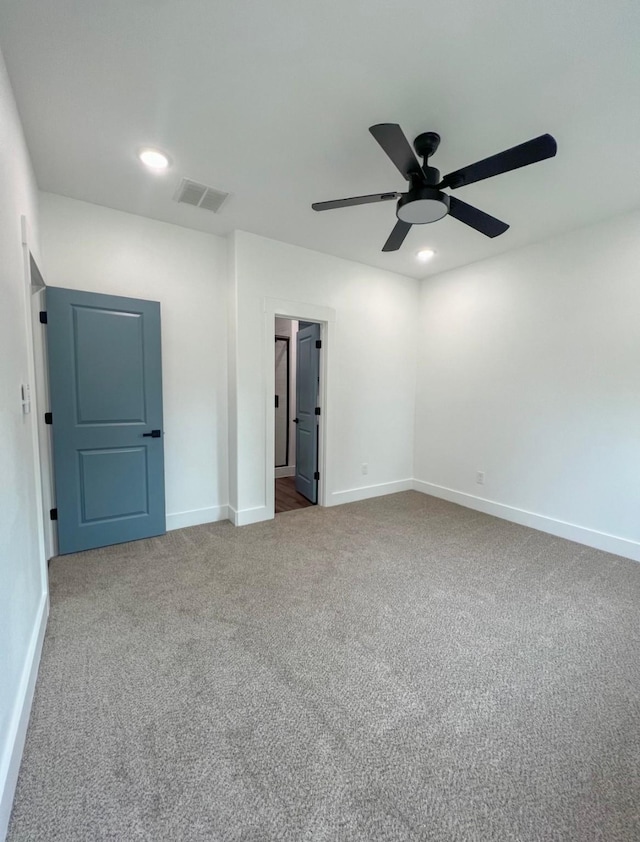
(411, 209, 640, 563)
(226, 232, 239, 515)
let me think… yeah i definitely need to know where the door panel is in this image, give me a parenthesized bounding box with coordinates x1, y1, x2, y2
(73, 306, 146, 423)
(46, 287, 166, 554)
(78, 447, 149, 521)
(295, 323, 320, 503)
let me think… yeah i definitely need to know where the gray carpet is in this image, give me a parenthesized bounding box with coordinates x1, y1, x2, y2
(8, 491, 640, 841)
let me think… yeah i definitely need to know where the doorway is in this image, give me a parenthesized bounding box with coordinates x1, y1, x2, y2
(274, 317, 320, 514)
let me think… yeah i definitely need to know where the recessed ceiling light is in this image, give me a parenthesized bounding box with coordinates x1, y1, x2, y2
(138, 148, 171, 170)
(416, 248, 435, 262)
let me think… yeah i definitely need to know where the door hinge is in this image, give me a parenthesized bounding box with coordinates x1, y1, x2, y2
(315, 407, 321, 416)
(39, 311, 48, 324)
(315, 339, 322, 349)
(275, 394, 279, 408)
(50, 508, 58, 521)
(44, 412, 53, 425)
(314, 471, 320, 481)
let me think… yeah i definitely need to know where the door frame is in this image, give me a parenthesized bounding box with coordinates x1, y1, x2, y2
(29, 280, 56, 561)
(263, 298, 334, 520)
(20, 215, 54, 570)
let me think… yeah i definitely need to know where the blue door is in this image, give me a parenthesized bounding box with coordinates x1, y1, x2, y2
(46, 287, 166, 554)
(295, 323, 320, 503)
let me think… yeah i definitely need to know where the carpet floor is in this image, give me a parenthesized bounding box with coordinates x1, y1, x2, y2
(7, 491, 640, 841)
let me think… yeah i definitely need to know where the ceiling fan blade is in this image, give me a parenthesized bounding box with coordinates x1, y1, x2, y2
(440, 134, 557, 190)
(448, 196, 509, 238)
(382, 219, 412, 252)
(369, 124, 424, 181)
(312, 191, 400, 211)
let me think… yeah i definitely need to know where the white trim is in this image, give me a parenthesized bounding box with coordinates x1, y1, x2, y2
(228, 505, 270, 527)
(29, 287, 56, 561)
(329, 479, 414, 506)
(0, 592, 49, 841)
(262, 299, 335, 523)
(20, 215, 51, 572)
(166, 505, 229, 531)
(275, 466, 295, 478)
(413, 479, 640, 563)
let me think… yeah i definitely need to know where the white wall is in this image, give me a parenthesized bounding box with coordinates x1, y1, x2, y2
(0, 50, 48, 840)
(414, 209, 640, 561)
(38, 193, 229, 530)
(229, 231, 419, 523)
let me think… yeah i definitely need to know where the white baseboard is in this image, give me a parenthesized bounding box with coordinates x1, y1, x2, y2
(328, 479, 414, 507)
(275, 466, 295, 478)
(0, 591, 49, 841)
(413, 479, 640, 563)
(166, 505, 229, 531)
(228, 505, 270, 527)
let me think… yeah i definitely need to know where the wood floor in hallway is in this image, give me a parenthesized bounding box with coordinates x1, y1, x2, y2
(275, 476, 314, 513)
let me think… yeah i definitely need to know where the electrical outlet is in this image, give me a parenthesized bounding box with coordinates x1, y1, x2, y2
(476, 471, 485, 485)
(362, 463, 368, 475)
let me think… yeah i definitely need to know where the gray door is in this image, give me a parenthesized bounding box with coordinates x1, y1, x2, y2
(295, 323, 320, 503)
(46, 287, 166, 554)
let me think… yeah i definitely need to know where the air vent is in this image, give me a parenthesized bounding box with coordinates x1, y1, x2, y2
(174, 178, 229, 213)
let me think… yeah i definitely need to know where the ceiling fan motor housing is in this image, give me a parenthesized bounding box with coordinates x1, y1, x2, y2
(397, 187, 450, 224)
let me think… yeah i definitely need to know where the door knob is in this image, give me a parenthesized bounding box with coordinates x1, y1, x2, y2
(293, 418, 299, 424)
(143, 429, 162, 438)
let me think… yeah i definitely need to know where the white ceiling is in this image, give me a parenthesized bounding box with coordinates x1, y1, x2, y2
(1, 0, 639, 279)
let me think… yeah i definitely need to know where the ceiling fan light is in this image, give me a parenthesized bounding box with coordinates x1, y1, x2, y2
(396, 188, 450, 224)
(417, 249, 435, 262)
(138, 147, 171, 170)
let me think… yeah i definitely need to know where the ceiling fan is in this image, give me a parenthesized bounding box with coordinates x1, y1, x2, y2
(311, 124, 557, 252)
